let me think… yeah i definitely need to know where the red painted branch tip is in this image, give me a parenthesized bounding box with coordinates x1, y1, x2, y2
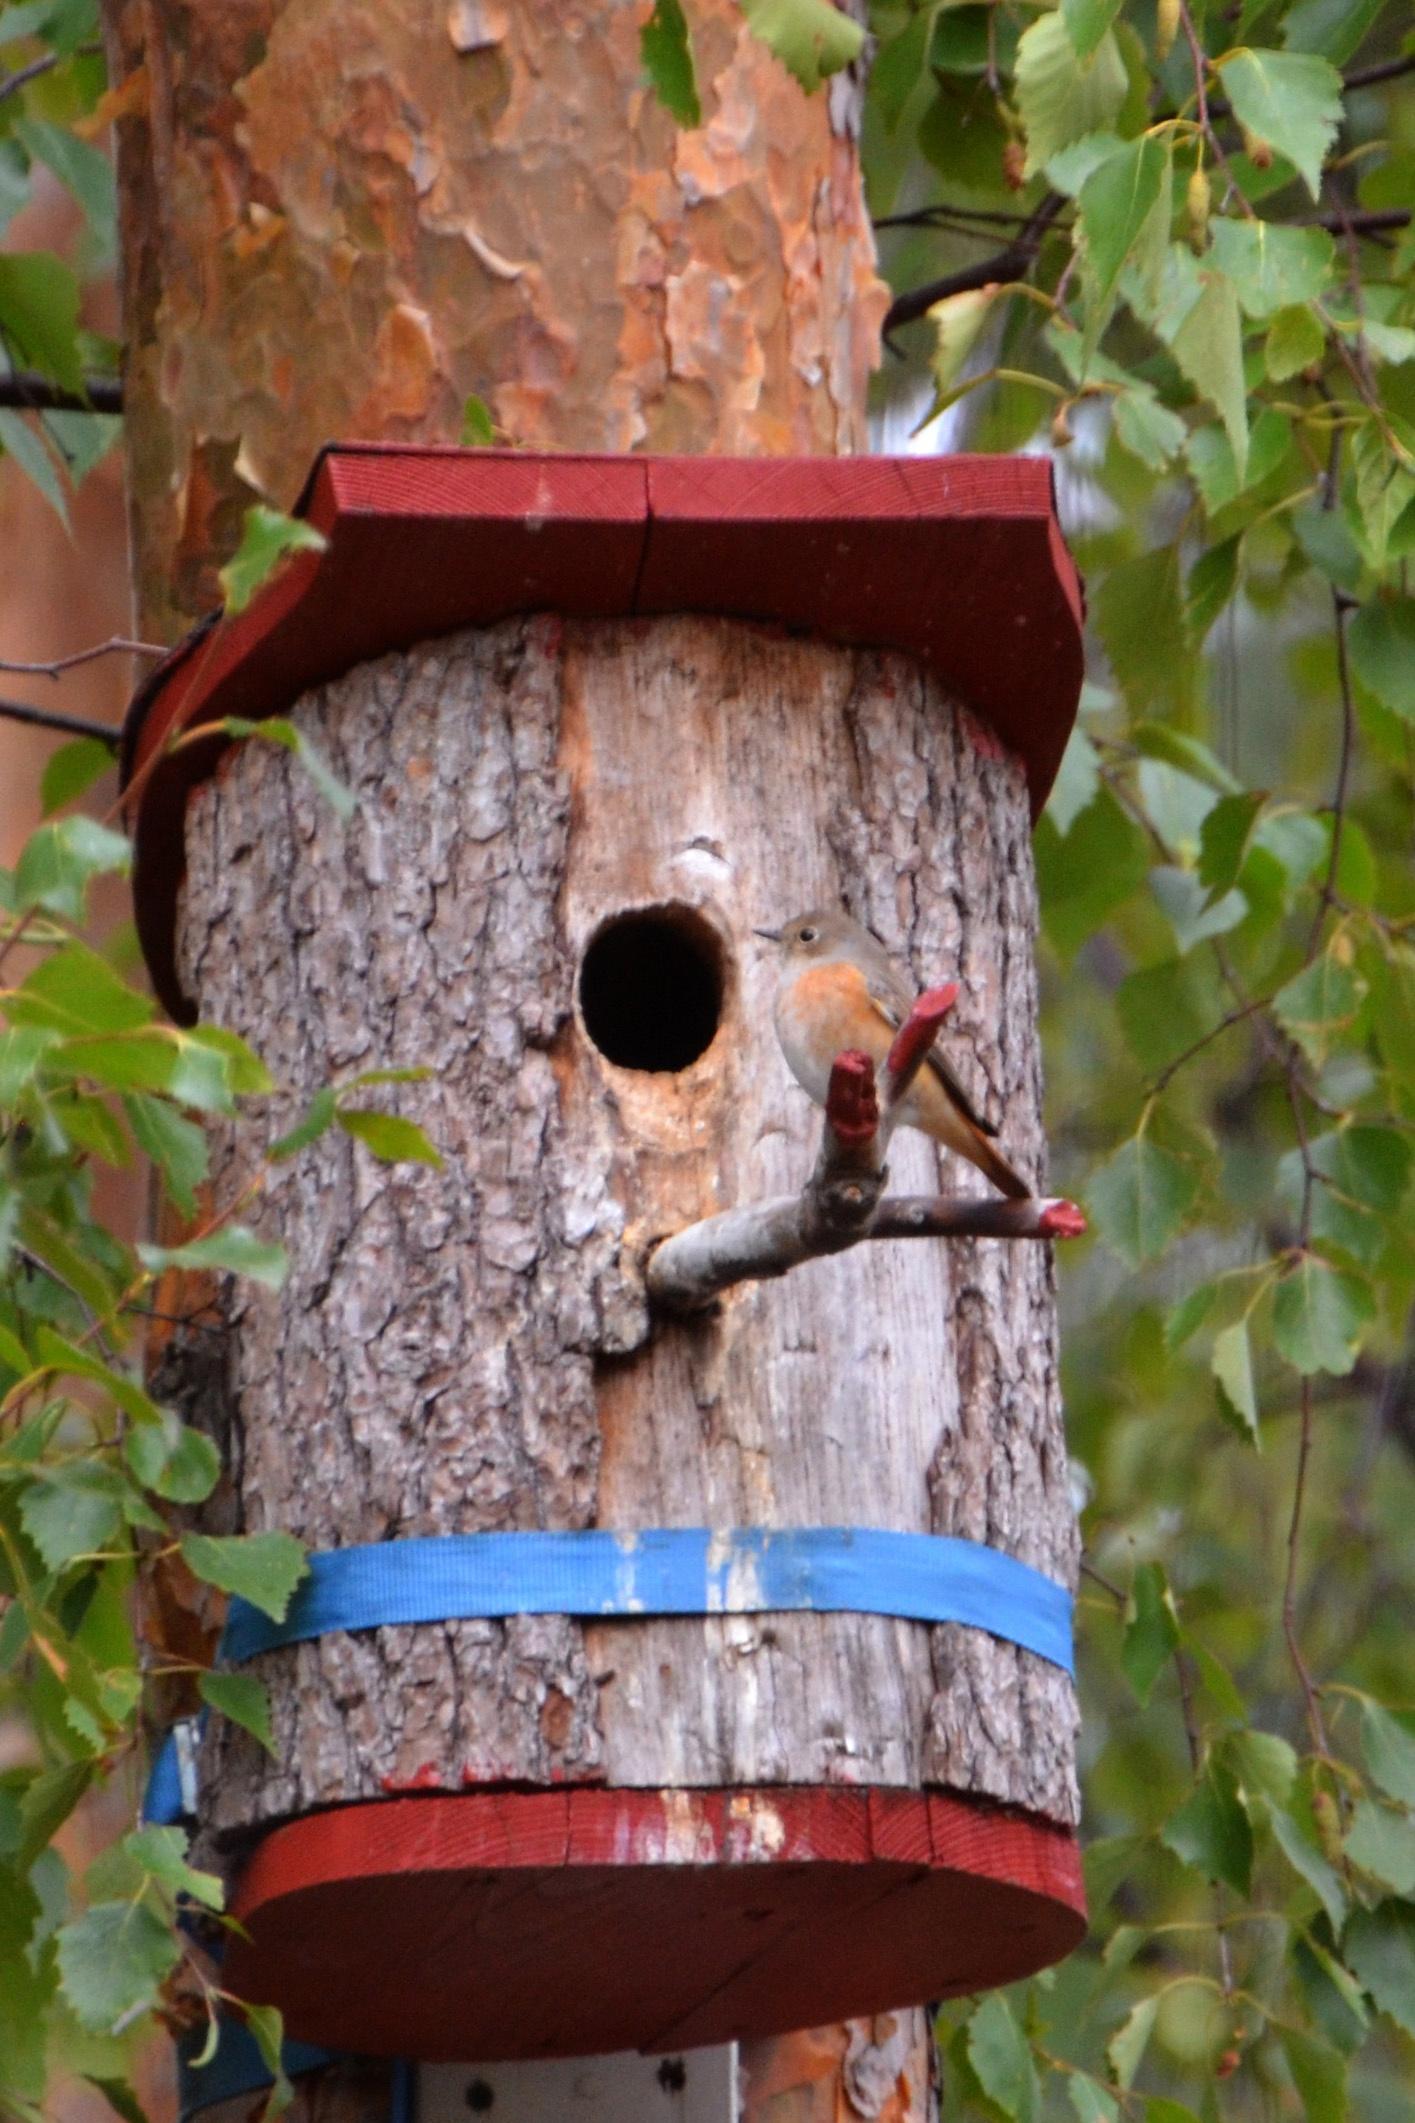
(885, 982, 960, 1091)
(1038, 1201, 1087, 1239)
(825, 1049, 880, 1148)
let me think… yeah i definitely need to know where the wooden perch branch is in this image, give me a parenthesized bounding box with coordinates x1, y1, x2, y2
(647, 990, 1085, 1316)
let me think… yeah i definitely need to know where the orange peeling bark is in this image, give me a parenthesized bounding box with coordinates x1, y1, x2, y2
(102, 0, 888, 636)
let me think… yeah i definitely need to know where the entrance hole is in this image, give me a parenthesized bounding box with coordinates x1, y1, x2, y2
(578, 904, 724, 1073)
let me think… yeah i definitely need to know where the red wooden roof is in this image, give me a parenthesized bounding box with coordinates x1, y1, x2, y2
(121, 447, 1084, 1023)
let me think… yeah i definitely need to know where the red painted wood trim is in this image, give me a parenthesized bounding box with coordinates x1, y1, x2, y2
(120, 448, 1085, 1024)
(223, 1784, 1085, 2061)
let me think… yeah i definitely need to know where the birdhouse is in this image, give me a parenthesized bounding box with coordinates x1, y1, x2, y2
(124, 448, 1087, 2062)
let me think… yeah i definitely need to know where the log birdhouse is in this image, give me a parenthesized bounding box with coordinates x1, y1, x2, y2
(124, 449, 1088, 2062)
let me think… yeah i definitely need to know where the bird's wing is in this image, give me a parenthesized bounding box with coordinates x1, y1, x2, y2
(865, 976, 1002, 1140)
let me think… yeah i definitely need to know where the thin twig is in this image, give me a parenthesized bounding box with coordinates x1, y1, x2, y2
(0, 637, 164, 679)
(0, 50, 59, 105)
(0, 371, 124, 414)
(0, 695, 121, 745)
(1308, 590, 1357, 954)
(1344, 53, 1415, 90)
(1285, 1377, 1331, 1755)
(881, 192, 1065, 336)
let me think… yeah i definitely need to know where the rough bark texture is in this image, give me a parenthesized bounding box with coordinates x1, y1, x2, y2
(100, 0, 890, 639)
(173, 613, 1079, 1857)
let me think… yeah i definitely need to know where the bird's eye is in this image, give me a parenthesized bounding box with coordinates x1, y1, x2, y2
(799, 926, 818, 944)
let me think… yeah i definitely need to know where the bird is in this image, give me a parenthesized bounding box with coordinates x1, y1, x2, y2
(755, 907, 1031, 1200)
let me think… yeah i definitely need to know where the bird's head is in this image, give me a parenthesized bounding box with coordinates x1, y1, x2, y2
(753, 909, 859, 963)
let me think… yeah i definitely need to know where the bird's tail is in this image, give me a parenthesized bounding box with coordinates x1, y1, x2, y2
(966, 1126, 1032, 1200)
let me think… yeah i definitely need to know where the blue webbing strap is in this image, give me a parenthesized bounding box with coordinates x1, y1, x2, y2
(223, 1525, 1074, 1676)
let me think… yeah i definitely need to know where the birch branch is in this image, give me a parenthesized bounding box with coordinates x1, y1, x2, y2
(646, 988, 1086, 1315)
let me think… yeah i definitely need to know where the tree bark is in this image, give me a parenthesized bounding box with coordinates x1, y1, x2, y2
(100, 0, 889, 639)
(175, 613, 1078, 1854)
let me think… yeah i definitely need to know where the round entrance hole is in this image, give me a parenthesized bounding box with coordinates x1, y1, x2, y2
(579, 904, 725, 1073)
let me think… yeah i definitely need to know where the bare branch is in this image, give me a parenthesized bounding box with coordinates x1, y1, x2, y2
(0, 636, 165, 679)
(0, 372, 124, 414)
(881, 193, 1065, 337)
(647, 1187, 1085, 1314)
(0, 695, 121, 745)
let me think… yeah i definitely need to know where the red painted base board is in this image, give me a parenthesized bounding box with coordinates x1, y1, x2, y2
(223, 1785, 1085, 2062)
(120, 448, 1084, 1024)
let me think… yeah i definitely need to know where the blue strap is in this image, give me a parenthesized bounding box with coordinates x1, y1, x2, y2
(143, 1729, 185, 1826)
(223, 1526, 1073, 1676)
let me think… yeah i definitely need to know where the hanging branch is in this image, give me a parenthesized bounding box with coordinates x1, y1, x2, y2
(880, 192, 1066, 339)
(0, 372, 124, 414)
(0, 636, 165, 678)
(0, 695, 121, 744)
(647, 985, 1085, 1315)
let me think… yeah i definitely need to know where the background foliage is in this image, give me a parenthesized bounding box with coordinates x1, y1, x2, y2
(5, 0, 1415, 2117)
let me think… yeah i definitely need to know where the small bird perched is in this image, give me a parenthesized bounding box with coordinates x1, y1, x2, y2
(756, 907, 1031, 1200)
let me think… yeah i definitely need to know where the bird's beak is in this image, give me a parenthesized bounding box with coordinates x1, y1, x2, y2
(753, 926, 782, 943)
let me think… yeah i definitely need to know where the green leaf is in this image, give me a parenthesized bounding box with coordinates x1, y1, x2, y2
(1348, 598, 1415, 723)
(967, 1993, 1036, 2122)
(1227, 1728, 1298, 1806)
(1344, 1899, 1415, 2037)
(642, 0, 700, 126)
(0, 1865, 55, 2100)
(336, 1108, 443, 1167)
(1094, 548, 1193, 716)
(124, 1412, 220, 1505)
(1061, 0, 1122, 63)
(0, 252, 83, 392)
(56, 1898, 179, 2033)
(1279, 2030, 1346, 2123)
(138, 1227, 288, 1290)
(1272, 1804, 1347, 1929)
(1198, 790, 1265, 899)
(1208, 219, 1335, 319)
(738, 0, 864, 92)
(1046, 726, 1100, 836)
(1284, 0, 1385, 63)
(1130, 722, 1240, 793)
(19, 1464, 126, 1570)
(120, 1824, 223, 1910)
(1295, 1931, 1367, 2050)
(872, 9, 930, 132)
(459, 394, 496, 446)
(1068, 2077, 1117, 2123)
(121, 1094, 208, 1217)
(1150, 866, 1247, 955)
(1112, 381, 1188, 472)
(1078, 134, 1169, 322)
(218, 507, 328, 616)
(1122, 1560, 1180, 1704)
(15, 119, 115, 261)
(13, 816, 132, 921)
(16, 1760, 92, 1872)
(1161, 1756, 1254, 1893)
(1088, 1128, 1201, 1268)
(1107, 1994, 1159, 2090)
(10, 940, 151, 1036)
(1034, 789, 1149, 959)
(1266, 302, 1326, 381)
(1363, 1703, 1415, 1808)
(17, 1202, 125, 1321)
(1216, 49, 1342, 200)
(1212, 1319, 1259, 1443)
(928, 285, 1002, 401)
(1170, 267, 1248, 482)
(199, 1670, 276, 1755)
(242, 2003, 294, 2117)
(1272, 1253, 1374, 1376)
(1273, 945, 1368, 1070)
(1015, 13, 1128, 178)
(1347, 1801, 1415, 1895)
(269, 1086, 337, 1160)
(1186, 537, 1242, 639)
(182, 1024, 274, 1097)
(40, 737, 115, 817)
(179, 1530, 308, 1622)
